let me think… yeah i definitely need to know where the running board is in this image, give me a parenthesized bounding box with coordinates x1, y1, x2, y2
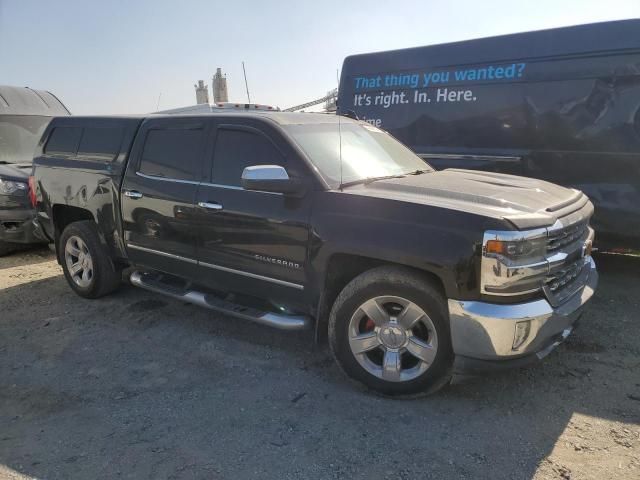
(129, 271, 311, 331)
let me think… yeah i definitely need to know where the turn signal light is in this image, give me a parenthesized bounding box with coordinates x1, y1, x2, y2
(485, 240, 506, 255)
(28, 176, 37, 208)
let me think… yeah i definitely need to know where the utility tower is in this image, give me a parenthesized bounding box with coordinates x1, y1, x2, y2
(212, 68, 229, 103)
(194, 80, 209, 104)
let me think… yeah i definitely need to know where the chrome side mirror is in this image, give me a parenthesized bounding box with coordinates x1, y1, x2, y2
(241, 165, 303, 195)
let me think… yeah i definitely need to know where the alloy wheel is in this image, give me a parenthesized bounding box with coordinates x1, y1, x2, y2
(64, 235, 94, 288)
(347, 295, 438, 382)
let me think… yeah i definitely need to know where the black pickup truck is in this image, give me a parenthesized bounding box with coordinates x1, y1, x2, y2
(32, 112, 598, 395)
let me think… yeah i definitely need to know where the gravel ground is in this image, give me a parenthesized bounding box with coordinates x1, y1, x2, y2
(0, 247, 638, 479)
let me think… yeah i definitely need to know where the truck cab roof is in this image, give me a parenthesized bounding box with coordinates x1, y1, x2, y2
(48, 111, 351, 126)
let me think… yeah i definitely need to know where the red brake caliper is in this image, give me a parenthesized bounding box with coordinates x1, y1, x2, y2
(363, 317, 375, 332)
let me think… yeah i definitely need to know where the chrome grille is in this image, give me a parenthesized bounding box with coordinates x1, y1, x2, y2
(547, 221, 588, 253)
(543, 213, 593, 307)
(547, 258, 586, 293)
(544, 257, 591, 307)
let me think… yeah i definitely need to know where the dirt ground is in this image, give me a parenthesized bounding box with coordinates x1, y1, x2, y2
(0, 247, 638, 480)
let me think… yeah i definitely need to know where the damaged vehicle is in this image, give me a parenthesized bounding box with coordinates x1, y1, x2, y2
(0, 85, 70, 255)
(32, 112, 597, 395)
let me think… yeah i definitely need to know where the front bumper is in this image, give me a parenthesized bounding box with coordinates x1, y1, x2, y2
(0, 208, 46, 244)
(448, 256, 598, 373)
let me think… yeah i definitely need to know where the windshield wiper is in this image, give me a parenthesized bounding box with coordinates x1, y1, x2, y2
(340, 174, 407, 189)
(339, 169, 433, 189)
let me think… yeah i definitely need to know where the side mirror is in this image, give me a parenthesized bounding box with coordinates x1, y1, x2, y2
(241, 165, 304, 196)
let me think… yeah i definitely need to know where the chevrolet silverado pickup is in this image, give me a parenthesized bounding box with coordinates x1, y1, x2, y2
(32, 112, 598, 395)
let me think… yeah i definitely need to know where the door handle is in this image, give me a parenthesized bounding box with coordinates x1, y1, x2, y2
(198, 201, 223, 211)
(124, 190, 143, 199)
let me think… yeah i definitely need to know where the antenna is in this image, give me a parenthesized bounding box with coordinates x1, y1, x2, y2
(242, 62, 251, 103)
(156, 92, 162, 112)
(337, 68, 343, 190)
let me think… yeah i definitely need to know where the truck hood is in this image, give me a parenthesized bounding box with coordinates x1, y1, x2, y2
(343, 169, 592, 229)
(0, 162, 31, 182)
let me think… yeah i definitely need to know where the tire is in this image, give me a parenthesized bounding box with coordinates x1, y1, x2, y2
(59, 221, 121, 299)
(328, 266, 453, 397)
(0, 241, 19, 257)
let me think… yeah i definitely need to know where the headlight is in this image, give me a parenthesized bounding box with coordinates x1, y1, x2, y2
(0, 178, 28, 195)
(481, 229, 548, 296)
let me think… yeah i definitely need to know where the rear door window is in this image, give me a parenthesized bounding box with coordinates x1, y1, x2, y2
(211, 128, 285, 186)
(78, 127, 124, 160)
(45, 127, 82, 155)
(139, 128, 204, 181)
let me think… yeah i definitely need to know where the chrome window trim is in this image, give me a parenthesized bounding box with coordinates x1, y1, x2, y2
(135, 171, 199, 185)
(200, 182, 243, 191)
(134, 172, 283, 195)
(125, 243, 303, 290)
(200, 181, 284, 195)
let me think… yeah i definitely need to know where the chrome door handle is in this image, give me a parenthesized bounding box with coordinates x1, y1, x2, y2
(124, 190, 143, 199)
(198, 201, 223, 211)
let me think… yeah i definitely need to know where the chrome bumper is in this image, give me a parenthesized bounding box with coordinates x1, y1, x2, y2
(448, 257, 598, 362)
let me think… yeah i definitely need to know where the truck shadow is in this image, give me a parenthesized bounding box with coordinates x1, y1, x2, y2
(0, 254, 638, 479)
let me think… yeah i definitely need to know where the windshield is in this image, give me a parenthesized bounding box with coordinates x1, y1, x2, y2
(284, 121, 432, 188)
(0, 115, 52, 164)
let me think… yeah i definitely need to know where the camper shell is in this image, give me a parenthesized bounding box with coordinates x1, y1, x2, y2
(0, 85, 70, 253)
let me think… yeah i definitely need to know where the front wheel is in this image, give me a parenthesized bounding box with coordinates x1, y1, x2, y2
(328, 266, 453, 396)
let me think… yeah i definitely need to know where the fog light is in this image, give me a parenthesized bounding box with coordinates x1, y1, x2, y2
(513, 321, 531, 350)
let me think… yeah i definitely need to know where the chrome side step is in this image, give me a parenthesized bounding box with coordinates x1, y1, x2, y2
(129, 271, 311, 331)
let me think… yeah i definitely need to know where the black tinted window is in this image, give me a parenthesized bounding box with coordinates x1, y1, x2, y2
(78, 127, 124, 160)
(139, 128, 203, 180)
(45, 127, 82, 155)
(212, 129, 284, 186)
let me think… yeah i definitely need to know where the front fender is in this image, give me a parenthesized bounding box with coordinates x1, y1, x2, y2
(308, 191, 507, 302)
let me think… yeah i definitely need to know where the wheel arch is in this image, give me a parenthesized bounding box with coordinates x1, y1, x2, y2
(52, 205, 97, 262)
(57, 219, 122, 298)
(314, 252, 447, 343)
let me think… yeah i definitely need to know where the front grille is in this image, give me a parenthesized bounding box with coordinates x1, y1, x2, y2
(547, 220, 588, 253)
(544, 255, 591, 307)
(543, 213, 593, 306)
(547, 258, 586, 292)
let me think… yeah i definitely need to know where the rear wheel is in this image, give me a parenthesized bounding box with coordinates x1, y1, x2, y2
(329, 266, 453, 396)
(59, 221, 121, 298)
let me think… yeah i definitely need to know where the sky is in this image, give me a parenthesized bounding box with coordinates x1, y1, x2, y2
(1, 0, 639, 115)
